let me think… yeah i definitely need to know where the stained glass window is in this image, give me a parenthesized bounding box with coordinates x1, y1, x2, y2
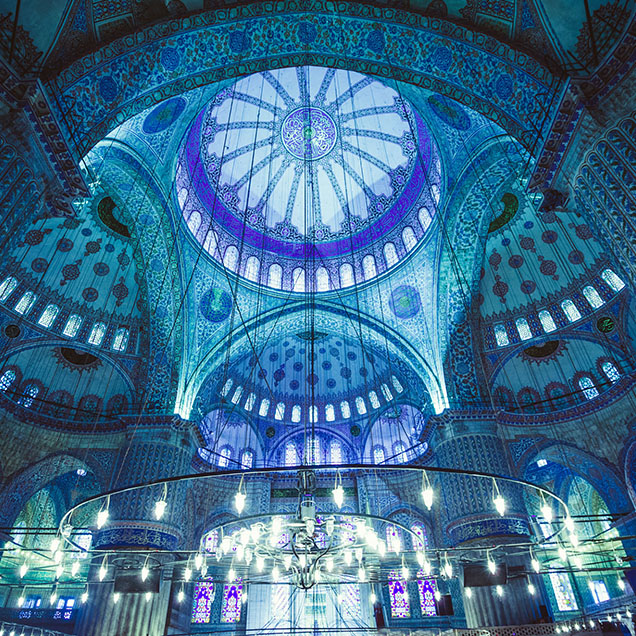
(411, 525, 429, 551)
(340, 400, 351, 418)
(561, 299, 581, 322)
(602, 361, 620, 383)
(306, 437, 320, 464)
(205, 529, 219, 552)
(548, 571, 578, 611)
(389, 570, 410, 618)
(38, 304, 59, 328)
(341, 521, 355, 544)
(394, 442, 407, 462)
(386, 526, 403, 554)
(244, 256, 260, 282)
(342, 583, 362, 620)
(589, 580, 610, 603)
(384, 243, 399, 268)
(362, 255, 377, 280)
(224, 245, 239, 271)
(355, 396, 367, 415)
(88, 322, 107, 346)
(373, 446, 386, 463)
(192, 580, 215, 624)
(221, 580, 243, 623)
(381, 383, 393, 401)
(316, 267, 329, 291)
(515, 317, 532, 340)
(231, 386, 243, 405)
(221, 379, 233, 397)
(369, 391, 380, 409)
(240, 450, 253, 469)
(325, 404, 335, 422)
(0, 276, 18, 302)
(601, 268, 625, 292)
(75, 531, 92, 558)
(15, 291, 36, 315)
(0, 369, 16, 392)
(244, 393, 255, 411)
(271, 581, 289, 616)
(285, 442, 299, 466)
(578, 376, 599, 400)
(291, 405, 301, 423)
(259, 398, 270, 417)
(18, 383, 39, 408)
(403, 226, 417, 251)
(218, 447, 232, 468)
(329, 439, 343, 464)
(112, 327, 129, 352)
(494, 324, 509, 346)
(309, 405, 318, 423)
(268, 264, 282, 289)
(583, 285, 604, 309)
(63, 314, 82, 338)
(340, 263, 355, 287)
(274, 402, 285, 420)
(392, 375, 404, 393)
(417, 576, 438, 616)
(539, 310, 557, 333)
(292, 267, 305, 292)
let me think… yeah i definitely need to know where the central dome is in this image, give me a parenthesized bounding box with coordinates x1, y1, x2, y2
(177, 66, 442, 291)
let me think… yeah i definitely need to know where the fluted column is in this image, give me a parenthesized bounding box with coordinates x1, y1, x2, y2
(75, 418, 197, 636)
(432, 410, 545, 627)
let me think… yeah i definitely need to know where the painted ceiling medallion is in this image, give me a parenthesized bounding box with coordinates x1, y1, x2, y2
(280, 107, 337, 160)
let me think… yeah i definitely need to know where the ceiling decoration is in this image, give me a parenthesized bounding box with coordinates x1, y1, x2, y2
(177, 66, 440, 291)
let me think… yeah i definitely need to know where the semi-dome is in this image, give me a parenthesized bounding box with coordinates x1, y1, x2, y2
(176, 66, 442, 292)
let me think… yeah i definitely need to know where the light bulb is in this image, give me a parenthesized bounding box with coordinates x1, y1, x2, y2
(355, 547, 363, 563)
(272, 517, 282, 536)
(370, 592, 377, 604)
(444, 560, 452, 578)
(358, 567, 366, 582)
(194, 553, 203, 570)
(99, 562, 107, 581)
(19, 563, 27, 578)
(113, 592, 120, 604)
(423, 560, 432, 576)
(51, 538, 60, 553)
(378, 540, 386, 558)
(272, 566, 280, 583)
(570, 533, 579, 547)
(50, 590, 58, 604)
(589, 620, 595, 628)
(54, 550, 63, 564)
(299, 554, 306, 568)
(416, 551, 425, 567)
(528, 583, 536, 595)
(184, 567, 192, 581)
(573, 555, 583, 570)
(332, 485, 344, 509)
(221, 536, 231, 554)
(145, 591, 151, 602)
(558, 546, 567, 561)
(422, 486, 434, 510)
(228, 567, 236, 582)
(315, 568, 322, 582)
(17, 594, 25, 606)
(72, 561, 80, 576)
(250, 525, 261, 543)
(241, 591, 248, 603)
(531, 558, 541, 573)
(154, 500, 167, 520)
(97, 508, 109, 529)
(177, 589, 184, 603)
(56, 564, 63, 579)
(236, 544, 245, 562)
(565, 516, 575, 532)
(141, 565, 149, 582)
(256, 556, 265, 572)
(344, 549, 353, 566)
(81, 591, 88, 604)
(465, 587, 473, 598)
(488, 559, 496, 575)
(284, 554, 292, 570)
(618, 579, 626, 591)
(494, 495, 506, 517)
(234, 491, 246, 515)
(401, 565, 409, 581)
(326, 556, 334, 572)
(496, 585, 503, 597)
(574, 623, 581, 630)
(556, 627, 561, 634)
(541, 501, 553, 523)
(434, 590, 441, 601)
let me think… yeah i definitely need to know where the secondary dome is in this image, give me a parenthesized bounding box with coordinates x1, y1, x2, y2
(176, 66, 442, 292)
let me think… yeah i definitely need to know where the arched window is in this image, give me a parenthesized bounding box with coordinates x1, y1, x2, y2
(417, 576, 438, 617)
(340, 400, 351, 419)
(394, 441, 407, 462)
(389, 570, 411, 618)
(602, 361, 621, 383)
(259, 398, 270, 417)
(315, 267, 329, 292)
(268, 264, 282, 289)
(538, 310, 557, 333)
(218, 447, 232, 468)
(368, 390, 380, 409)
(240, 450, 253, 469)
(392, 375, 404, 393)
(187, 210, 201, 234)
(355, 396, 367, 415)
(18, 384, 39, 408)
(561, 299, 581, 322)
(380, 383, 393, 402)
(274, 402, 285, 420)
(411, 525, 429, 551)
(244, 393, 255, 411)
(205, 529, 219, 553)
(362, 255, 377, 280)
(582, 285, 604, 308)
(223, 245, 239, 272)
(601, 268, 625, 292)
(386, 526, 403, 554)
(402, 226, 417, 251)
(549, 571, 578, 611)
(578, 376, 599, 400)
(112, 327, 129, 352)
(431, 183, 440, 204)
(15, 291, 36, 315)
(38, 304, 59, 328)
(88, 322, 107, 346)
(515, 317, 532, 340)
(0, 369, 16, 392)
(221, 579, 243, 623)
(192, 580, 215, 624)
(418, 206, 432, 233)
(203, 230, 218, 256)
(244, 256, 260, 282)
(329, 439, 343, 464)
(63, 314, 82, 338)
(373, 446, 386, 464)
(231, 386, 243, 404)
(494, 324, 509, 346)
(325, 404, 335, 422)
(0, 276, 18, 302)
(292, 267, 305, 293)
(339, 263, 355, 288)
(285, 441, 299, 466)
(306, 437, 320, 464)
(221, 379, 233, 397)
(291, 405, 301, 423)
(75, 531, 92, 559)
(309, 405, 318, 423)
(384, 242, 398, 268)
